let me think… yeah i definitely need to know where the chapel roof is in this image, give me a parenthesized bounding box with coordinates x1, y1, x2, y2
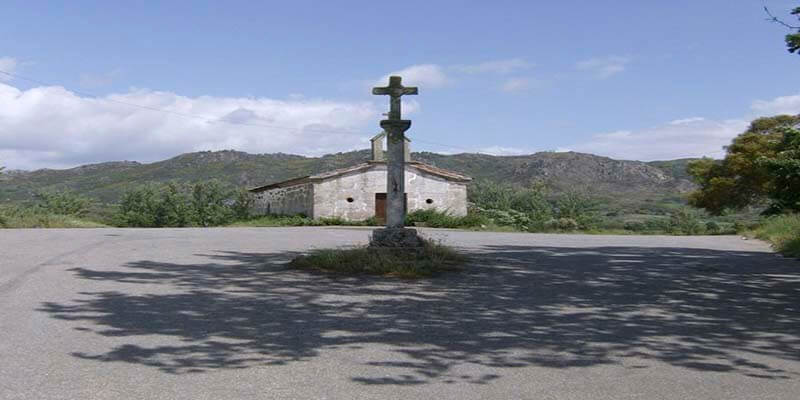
(248, 161, 471, 192)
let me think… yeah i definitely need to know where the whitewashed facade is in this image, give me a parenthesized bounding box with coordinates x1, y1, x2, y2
(249, 134, 471, 221)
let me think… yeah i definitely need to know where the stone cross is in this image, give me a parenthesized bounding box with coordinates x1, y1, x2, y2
(372, 76, 417, 229)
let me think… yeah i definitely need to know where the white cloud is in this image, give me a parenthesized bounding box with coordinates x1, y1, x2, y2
(570, 118, 747, 161)
(564, 92, 800, 161)
(0, 57, 18, 81)
(669, 117, 705, 125)
(501, 77, 532, 92)
(456, 58, 531, 74)
(379, 64, 448, 88)
(575, 56, 631, 79)
(0, 82, 379, 170)
(479, 146, 535, 156)
(751, 93, 800, 116)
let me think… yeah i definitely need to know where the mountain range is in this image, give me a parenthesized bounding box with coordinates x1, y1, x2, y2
(0, 150, 697, 211)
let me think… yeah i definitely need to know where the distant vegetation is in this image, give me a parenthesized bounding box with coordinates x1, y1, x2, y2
(0, 190, 106, 228)
(114, 181, 251, 227)
(0, 152, 753, 235)
(0, 128, 795, 249)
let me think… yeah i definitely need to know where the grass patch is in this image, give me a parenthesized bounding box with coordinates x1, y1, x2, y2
(288, 238, 468, 278)
(0, 206, 107, 228)
(751, 214, 800, 257)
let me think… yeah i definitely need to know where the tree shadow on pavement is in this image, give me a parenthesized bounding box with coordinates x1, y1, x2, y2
(39, 245, 800, 384)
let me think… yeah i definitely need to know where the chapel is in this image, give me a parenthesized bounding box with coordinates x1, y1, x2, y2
(249, 133, 471, 222)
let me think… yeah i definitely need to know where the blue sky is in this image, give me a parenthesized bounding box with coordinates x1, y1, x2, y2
(2, 0, 800, 169)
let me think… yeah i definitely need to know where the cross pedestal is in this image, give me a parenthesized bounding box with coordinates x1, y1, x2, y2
(369, 76, 424, 249)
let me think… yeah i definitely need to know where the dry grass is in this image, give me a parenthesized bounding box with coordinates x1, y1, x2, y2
(752, 214, 800, 258)
(0, 206, 107, 228)
(288, 238, 468, 278)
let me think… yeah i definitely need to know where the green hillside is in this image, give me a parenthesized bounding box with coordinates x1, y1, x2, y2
(0, 149, 697, 211)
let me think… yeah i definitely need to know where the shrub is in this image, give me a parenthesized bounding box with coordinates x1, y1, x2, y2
(159, 183, 192, 227)
(510, 183, 552, 222)
(644, 217, 672, 232)
(35, 190, 91, 216)
(752, 214, 800, 257)
(116, 181, 237, 227)
(191, 180, 234, 227)
(232, 189, 254, 220)
(555, 191, 594, 220)
(624, 221, 646, 232)
(406, 209, 488, 229)
(670, 208, 703, 235)
(705, 221, 721, 234)
(479, 209, 530, 229)
(117, 185, 162, 227)
(468, 180, 515, 210)
(545, 217, 579, 231)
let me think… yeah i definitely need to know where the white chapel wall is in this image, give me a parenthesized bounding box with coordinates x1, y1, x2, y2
(312, 164, 467, 220)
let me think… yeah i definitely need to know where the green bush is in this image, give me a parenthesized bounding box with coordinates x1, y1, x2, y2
(480, 209, 530, 229)
(192, 180, 234, 227)
(406, 209, 488, 229)
(669, 208, 703, 235)
(232, 189, 254, 220)
(545, 217, 579, 231)
(116, 185, 164, 227)
(116, 181, 237, 227)
(468, 180, 515, 210)
(34, 190, 91, 216)
(644, 217, 672, 232)
(624, 221, 646, 232)
(752, 214, 800, 257)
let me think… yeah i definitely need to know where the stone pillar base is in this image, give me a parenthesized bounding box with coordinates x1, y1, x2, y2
(369, 228, 424, 248)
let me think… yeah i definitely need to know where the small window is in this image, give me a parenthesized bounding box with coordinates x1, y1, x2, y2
(346, 197, 354, 203)
(425, 198, 434, 204)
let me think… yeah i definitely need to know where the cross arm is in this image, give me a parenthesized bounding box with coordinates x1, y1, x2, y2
(371, 87, 419, 96)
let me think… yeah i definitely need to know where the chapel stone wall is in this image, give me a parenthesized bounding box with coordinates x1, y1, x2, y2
(252, 183, 314, 217)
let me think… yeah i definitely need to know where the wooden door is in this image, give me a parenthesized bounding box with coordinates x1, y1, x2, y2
(375, 193, 387, 224)
(374, 193, 407, 225)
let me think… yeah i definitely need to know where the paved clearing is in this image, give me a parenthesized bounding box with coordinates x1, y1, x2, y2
(1, 227, 799, 399)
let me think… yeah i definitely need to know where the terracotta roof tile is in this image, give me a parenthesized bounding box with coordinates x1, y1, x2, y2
(249, 161, 470, 192)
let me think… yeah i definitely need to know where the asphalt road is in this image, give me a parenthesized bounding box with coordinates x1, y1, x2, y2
(1, 227, 799, 399)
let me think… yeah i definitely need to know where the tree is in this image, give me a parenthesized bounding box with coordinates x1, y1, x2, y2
(157, 183, 192, 227)
(191, 180, 233, 227)
(35, 190, 91, 216)
(758, 126, 800, 212)
(689, 115, 800, 214)
(231, 188, 254, 220)
(117, 185, 161, 227)
(468, 180, 515, 210)
(765, 5, 800, 55)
